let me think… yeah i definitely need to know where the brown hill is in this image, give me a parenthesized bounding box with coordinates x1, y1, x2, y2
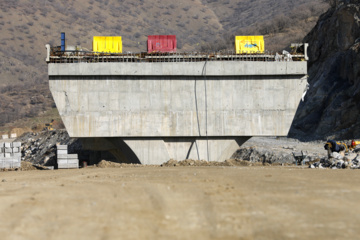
(0, 0, 328, 129)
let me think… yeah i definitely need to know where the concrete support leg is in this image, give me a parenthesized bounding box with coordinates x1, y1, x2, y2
(123, 138, 171, 165)
(80, 138, 141, 164)
(81, 137, 251, 165)
(124, 137, 251, 165)
(186, 137, 251, 162)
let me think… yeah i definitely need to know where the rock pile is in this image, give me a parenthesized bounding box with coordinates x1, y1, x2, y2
(18, 130, 80, 166)
(161, 159, 266, 167)
(231, 146, 325, 165)
(0, 161, 37, 172)
(12, 130, 360, 170)
(309, 151, 360, 169)
(232, 147, 295, 164)
(96, 160, 145, 168)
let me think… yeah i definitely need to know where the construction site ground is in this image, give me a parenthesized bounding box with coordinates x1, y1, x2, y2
(0, 165, 359, 240)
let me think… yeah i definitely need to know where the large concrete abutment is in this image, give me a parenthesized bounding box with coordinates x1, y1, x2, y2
(48, 61, 307, 164)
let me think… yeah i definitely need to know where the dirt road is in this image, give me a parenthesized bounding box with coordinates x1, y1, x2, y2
(0, 166, 359, 240)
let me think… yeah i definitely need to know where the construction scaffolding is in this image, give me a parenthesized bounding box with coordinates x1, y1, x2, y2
(46, 47, 306, 64)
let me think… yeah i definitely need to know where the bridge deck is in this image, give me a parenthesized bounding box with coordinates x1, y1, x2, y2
(47, 50, 305, 64)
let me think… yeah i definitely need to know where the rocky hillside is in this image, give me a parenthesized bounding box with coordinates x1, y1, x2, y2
(289, 0, 360, 140)
(0, 0, 328, 128)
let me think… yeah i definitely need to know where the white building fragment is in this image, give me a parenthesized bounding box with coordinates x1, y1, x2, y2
(57, 145, 79, 169)
(0, 142, 21, 169)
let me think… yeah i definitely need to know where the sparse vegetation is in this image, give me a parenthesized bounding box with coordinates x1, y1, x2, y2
(323, 0, 337, 7)
(0, 0, 328, 128)
(183, 6, 191, 11)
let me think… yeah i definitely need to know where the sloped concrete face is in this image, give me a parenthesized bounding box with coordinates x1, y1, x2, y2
(124, 137, 250, 164)
(186, 137, 251, 162)
(80, 137, 250, 165)
(49, 77, 307, 137)
(49, 61, 307, 163)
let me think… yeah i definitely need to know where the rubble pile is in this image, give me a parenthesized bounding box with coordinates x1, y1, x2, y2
(17, 130, 80, 166)
(12, 130, 360, 170)
(232, 147, 295, 164)
(161, 159, 265, 167)
(0, 161, 37, 172)
(96, 160, 145, 168)
(310, 152, 360, 169)
(232, 146, 323, 165)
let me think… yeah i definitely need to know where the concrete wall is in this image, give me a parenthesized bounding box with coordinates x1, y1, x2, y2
(49, 61, 307, 76)
(49, 77, 307, 137)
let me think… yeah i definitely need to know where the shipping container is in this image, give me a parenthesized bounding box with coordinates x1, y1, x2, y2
(93, 36, 122, 53)
(148, 35, 177, 53)
(235, 36, 265, 54)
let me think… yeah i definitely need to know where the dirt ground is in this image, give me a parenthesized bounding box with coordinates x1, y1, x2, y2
(0, 166, 359, 240)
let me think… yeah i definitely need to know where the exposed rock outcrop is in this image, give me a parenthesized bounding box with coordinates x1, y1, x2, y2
(290, 0, 360, 140)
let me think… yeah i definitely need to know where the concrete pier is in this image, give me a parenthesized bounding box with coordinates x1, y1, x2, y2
(48, 61, 307, 164)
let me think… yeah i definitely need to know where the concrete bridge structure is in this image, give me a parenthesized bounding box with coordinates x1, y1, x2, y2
(47, 50, 308, 164)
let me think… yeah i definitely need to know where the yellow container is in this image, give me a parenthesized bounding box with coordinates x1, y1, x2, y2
(235, 36, 264, 54)
(93, 36, 122, 53)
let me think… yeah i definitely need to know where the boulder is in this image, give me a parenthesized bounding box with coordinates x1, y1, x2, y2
(289, 1, 360, 140)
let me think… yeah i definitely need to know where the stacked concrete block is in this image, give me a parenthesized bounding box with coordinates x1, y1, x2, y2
(57, 145, 79, 169)
(0, 142, 21, 169)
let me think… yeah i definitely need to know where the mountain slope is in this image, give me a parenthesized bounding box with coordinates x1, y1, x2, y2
(0, 0, 328, 129)
(289, 0, 360, 140)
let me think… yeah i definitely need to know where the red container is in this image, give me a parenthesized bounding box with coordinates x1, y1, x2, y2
(147, 35, 177, 53)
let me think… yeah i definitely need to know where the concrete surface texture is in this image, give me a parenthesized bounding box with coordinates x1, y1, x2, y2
(49, 61, 307, 76)
(49, 61, 307, 164)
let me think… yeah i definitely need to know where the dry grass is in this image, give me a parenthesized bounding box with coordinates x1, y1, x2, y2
(0, 0, 329, 128)
(0, 107, 62, 136)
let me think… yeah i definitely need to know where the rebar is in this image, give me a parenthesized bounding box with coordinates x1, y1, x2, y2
(48, 50, 303, 64)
